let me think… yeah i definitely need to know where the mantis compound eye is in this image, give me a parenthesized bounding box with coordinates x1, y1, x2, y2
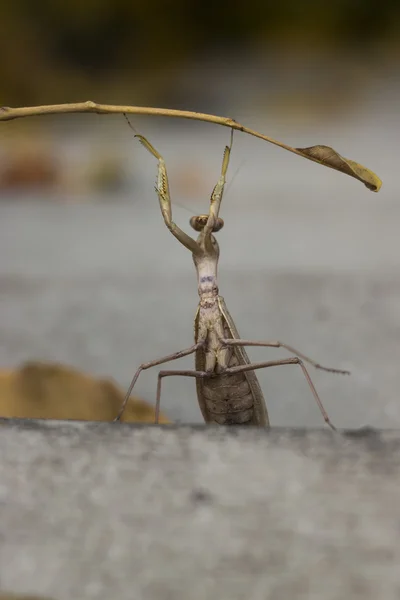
(190, 215, 224, 232)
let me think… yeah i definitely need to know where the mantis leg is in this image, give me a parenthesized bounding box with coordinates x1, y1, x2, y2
(222, 357, 338, 431)
(135, 134, 201, 255)
(155, 355, 337, 430)
(221, 338, 350, 375)
(155, 368, 210, 424)
(203, 129, 233, 244)
(114, 342, 203, 422)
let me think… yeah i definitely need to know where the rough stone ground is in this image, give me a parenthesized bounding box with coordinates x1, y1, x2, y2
(1, 420, 400, 600)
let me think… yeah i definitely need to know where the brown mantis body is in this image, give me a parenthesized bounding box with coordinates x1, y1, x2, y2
(115, 132, 349, 427)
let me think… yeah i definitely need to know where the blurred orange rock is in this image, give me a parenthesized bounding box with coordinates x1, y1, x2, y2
(0, 362, 170, 424)
(0, 141, 60, 190)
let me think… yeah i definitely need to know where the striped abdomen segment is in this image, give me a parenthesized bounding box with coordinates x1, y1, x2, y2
(194, 296, 269, 426)
(195, 316, 257, 425)
(201, 341, 256, 424)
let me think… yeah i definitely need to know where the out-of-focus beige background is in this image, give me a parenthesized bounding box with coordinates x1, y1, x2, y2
(0, 2, 399, 427)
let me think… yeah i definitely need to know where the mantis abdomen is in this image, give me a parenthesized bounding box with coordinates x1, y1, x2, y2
(194, 296, 270, 426)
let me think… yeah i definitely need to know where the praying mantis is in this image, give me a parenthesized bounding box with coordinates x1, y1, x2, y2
(114, 129, 349, 427)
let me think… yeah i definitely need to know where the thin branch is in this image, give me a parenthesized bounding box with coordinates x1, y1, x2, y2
(0, 101, 382, 191)
(0, 101, 296, 152)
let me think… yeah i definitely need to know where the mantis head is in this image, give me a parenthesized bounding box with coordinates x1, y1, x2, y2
(189, 213, 223, 263)
(190, 214, 224, 233)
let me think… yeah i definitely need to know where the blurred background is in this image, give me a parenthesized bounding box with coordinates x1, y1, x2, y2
(0, 0, 399, 427)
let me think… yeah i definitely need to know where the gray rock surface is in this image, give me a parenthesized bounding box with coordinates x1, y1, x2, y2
(1, 420, 400, 600)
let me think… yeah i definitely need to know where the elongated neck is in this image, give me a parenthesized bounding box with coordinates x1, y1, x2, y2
(194, 255, 219, 299)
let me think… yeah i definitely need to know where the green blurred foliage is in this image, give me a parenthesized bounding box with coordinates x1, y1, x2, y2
(0, 0, 399, 105)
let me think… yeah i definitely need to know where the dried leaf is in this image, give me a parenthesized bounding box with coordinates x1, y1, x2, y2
(296, 145, 382, 192)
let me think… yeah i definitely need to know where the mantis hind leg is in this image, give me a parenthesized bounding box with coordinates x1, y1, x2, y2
(155, 368, 211, 424)
(221, 338, 350, 375)
(154, 357, 338, 430)
(221, 357, 338, 431)
(114, 343, 203, 422)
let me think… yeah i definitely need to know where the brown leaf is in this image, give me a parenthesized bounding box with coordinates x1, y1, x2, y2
(296, 145, 382, 192)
